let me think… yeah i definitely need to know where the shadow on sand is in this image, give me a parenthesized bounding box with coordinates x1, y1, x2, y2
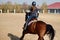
(8, 33, 20, 40)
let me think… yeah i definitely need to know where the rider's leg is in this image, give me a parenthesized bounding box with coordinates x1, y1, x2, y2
(24, 15, 37, 30)
(24, 16, 32, 30)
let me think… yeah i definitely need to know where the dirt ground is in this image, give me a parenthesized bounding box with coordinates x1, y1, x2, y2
(0, 13, 60, 40)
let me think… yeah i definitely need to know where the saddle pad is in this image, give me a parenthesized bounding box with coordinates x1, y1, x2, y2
(28, 20, 37, 25)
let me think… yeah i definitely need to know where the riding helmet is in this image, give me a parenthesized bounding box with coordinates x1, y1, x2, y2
(32, 1, 36, 6)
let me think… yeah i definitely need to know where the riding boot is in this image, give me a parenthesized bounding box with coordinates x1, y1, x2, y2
(24, 22, 28, 30)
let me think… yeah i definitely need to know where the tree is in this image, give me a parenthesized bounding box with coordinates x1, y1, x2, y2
(41, 2, 48, 13)
(22, 2, 29, 12)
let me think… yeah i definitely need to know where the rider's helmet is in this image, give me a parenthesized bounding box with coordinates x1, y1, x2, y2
(32, 1, 36, 6)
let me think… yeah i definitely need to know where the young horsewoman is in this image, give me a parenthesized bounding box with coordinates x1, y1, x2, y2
(24, 1, 39, 30)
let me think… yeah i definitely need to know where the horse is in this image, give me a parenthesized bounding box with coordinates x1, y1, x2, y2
(20, 12, 55, 40)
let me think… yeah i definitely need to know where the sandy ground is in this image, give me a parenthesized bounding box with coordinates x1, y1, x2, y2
(0, 13, 60, 40)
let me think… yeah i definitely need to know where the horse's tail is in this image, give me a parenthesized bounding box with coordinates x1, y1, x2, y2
(46, 24, 55, 40)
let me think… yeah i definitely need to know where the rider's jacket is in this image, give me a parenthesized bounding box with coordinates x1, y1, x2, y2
(29, 6, 39, 18)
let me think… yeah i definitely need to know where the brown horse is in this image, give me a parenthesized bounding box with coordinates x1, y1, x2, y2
(20, 12, 55, 40)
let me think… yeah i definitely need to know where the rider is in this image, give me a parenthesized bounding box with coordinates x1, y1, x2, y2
(24, 1, 39, 30)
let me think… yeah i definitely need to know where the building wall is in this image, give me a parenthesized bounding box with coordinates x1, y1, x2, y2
(48, 9, 60, 13)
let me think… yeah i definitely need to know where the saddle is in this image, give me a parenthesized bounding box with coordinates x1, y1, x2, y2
(28, 20, 37, 26)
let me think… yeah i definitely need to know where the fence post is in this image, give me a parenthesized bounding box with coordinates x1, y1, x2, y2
(0, 9, 2, 13)
(7, 9, 9, 13)
(14, 9, 16, 13)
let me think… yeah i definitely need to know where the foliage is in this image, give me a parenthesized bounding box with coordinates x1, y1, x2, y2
(41, 2, 48, 13)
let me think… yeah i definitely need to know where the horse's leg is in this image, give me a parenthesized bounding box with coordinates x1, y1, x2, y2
(38, 36, 44, 40)
(20, 30, 26, 40)
(38, 30, 46, 40)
